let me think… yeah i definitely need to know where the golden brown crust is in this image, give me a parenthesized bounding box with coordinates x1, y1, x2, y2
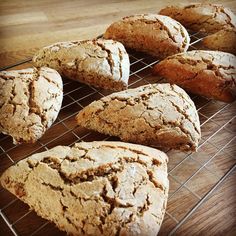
(104, 14, 190, 58)
(153, 50, 236, 103)
(202, 28, 236, 54)
(159, 3, 236, 33)
(0, 141, 169, 236)
(33, 39, 130, 91)
(76, 83, 201, 151)
(0, 67, 63, 144)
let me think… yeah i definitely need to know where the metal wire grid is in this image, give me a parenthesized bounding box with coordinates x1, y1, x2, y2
(0, 31, 235, 236)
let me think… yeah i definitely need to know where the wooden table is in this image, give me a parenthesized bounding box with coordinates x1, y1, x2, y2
(0, 1, 236, 235)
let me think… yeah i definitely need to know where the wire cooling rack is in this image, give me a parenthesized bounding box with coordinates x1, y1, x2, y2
(0, 31, 235, 236)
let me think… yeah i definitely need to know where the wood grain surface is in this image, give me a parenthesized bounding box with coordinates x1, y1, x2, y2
(0, 0, 236, 67)
(174, 168, 236, 236)
(0, 1, 236, 236)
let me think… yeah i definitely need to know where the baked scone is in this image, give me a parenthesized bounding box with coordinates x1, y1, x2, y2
(76, 84, 201, 151)
(0, 67, 63, 144)
(0, 141, 169, 236)
(104, 14, 190, 58)
(33, 39, 130, 91)
(159, 3, 236, 33)
(202, 28, 236, 55)
(153, 50, 236, 103)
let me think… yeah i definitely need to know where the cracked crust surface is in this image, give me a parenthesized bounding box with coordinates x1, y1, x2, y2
(0, 141, 169, 236)
(153, 50, 236, 103)
(33, 39, 130, 91)
(159, 3, 236, 33)
(76, 84, 200, 151)
(202, 28, 236, 55)
(0, 67, 63, 144)
(103, 14, 190, 58)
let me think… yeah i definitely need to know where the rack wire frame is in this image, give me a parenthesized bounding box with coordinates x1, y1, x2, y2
(0, 31, 235, 236)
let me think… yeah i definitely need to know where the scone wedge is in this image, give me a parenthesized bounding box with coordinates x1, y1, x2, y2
(33, 39, 130, 91)
(104, 14, 190, 58)
(0, 141, 169, 236)
(160, 3, 236, 33)
(0, 67, 63, 144)
(153, 50, 236, 103)
(202, 28, 236, 55)
(76, 84, 201, 151)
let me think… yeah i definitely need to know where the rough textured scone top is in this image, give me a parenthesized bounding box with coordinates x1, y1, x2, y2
(160, 3, 236, 33)
(0, 67, 63, 143)
(154, 50, 236, 103)
(76, 84, 201, 151)
(0, 141, 169, 236)
(104, 14, 190, 58)
(33, 39, 130, 91)
(202, 28, 236, 55)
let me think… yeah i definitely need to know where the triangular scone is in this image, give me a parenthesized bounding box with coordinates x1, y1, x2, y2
(153, 50, 236, 102)
(159, 3, 236, 33)
(33, 39, 130, 91)
(76, 84, 201, 151)
(104, 14, 190, 58)
(0, 67, 63, 144)
(0, 141, 169, 236)
(202, 28, 236, 55)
